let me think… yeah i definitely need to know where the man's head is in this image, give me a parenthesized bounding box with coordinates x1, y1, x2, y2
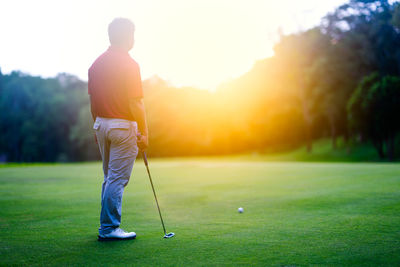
(108, 18, 135, 51)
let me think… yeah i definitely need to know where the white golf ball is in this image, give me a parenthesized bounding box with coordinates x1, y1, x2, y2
(238, 207, 244, 213)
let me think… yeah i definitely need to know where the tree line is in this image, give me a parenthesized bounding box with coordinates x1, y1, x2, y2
(0, 0, 399, 162)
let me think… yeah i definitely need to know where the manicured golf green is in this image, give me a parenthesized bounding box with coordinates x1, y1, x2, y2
(1, 159, 399, 266)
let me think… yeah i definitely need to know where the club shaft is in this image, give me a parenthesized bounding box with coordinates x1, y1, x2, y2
(142, 151, 166, 235)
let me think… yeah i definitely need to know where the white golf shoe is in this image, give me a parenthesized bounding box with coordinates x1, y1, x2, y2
(98, 227, 136, 241)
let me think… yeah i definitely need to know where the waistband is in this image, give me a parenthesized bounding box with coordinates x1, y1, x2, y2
(96, 117, 137, 126)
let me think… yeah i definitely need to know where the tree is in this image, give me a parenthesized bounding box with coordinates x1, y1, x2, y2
(348, 73, 400, 159)
(273, 28, 331, 152)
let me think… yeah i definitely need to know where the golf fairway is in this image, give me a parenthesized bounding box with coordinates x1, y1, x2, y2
(0, 159, 399, 266)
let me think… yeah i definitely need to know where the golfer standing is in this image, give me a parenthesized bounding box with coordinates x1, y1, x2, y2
(88, 18, 148, 241)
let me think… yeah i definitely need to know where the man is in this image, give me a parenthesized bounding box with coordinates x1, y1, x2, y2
(88, 18, 148, 241)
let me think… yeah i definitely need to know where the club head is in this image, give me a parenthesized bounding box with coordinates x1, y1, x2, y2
(164, 232, 175, 239)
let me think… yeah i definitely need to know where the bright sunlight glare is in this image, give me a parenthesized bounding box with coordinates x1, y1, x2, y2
(0, 0, 346, 90)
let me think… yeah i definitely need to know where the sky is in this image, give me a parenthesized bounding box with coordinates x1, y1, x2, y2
(0, 0, 347, 90)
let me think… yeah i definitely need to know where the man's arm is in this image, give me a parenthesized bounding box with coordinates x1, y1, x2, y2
(89, 95, 97, 122)
(89, 95, 98, 144)
(129, 98, 148, 150)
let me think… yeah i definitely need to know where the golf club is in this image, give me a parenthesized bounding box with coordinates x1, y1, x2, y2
(141, 150, 175, 239)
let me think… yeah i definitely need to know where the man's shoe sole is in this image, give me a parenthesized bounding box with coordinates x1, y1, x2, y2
(98, 235, 136, 242)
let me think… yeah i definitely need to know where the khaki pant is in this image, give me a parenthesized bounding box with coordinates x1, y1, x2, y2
(93, 117, 139, 235)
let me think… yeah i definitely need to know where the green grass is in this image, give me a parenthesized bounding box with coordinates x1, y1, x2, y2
(176, 139, 383, 163)
(1, 159, 400, 266)
(255, 139, 383, 162)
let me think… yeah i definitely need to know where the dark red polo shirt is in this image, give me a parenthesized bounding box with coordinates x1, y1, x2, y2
(88, 46, 143, 121)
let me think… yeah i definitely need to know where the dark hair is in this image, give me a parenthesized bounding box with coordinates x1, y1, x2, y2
(108, 18, 135, 46)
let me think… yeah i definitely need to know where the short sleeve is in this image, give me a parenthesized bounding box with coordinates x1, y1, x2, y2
(126, 62, 144, 99)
